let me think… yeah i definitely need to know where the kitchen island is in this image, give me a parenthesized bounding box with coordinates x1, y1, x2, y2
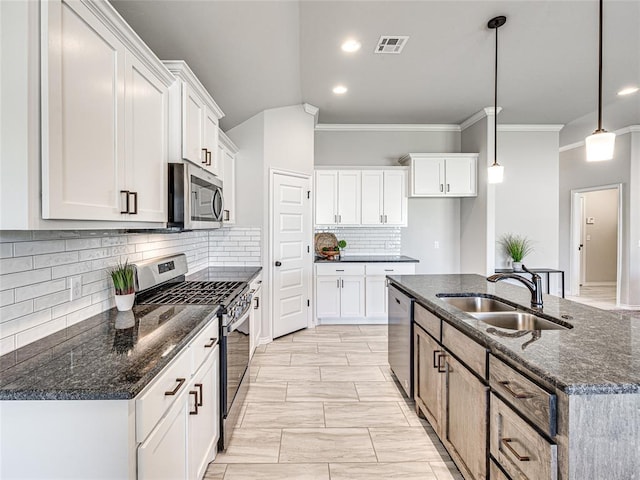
(388, 274, 639, 480)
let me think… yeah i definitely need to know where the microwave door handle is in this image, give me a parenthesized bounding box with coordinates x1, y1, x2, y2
(212, 189, 224, 221)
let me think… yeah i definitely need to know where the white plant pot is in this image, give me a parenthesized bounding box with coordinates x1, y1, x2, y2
(512, 261, 523, 272)
(115, 293, 135, 312)
(115, 310, 136, 329)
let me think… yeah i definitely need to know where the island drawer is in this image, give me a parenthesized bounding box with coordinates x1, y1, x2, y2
(136, 347, 192, 442)
(191, 318, 219, 372)
(490, 393, 557, 480)
(490, 459, 511, 480)
(414, 303, 441, 340)
(442, 321, 486, 379)
(365, 263, 415, 276)
(316, 263, 365, 276)
(489, 355, 557, 437)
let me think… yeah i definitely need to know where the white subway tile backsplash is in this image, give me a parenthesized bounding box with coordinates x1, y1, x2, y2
(0, 226, 259, 355)
(315, 227, 402, 255)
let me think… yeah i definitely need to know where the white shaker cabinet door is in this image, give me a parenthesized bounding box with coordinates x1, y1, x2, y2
(337, 171, 361, 225)
(361, 171, 384, 225)
(123, 52, 168, 222)
(203, 106, 220, 176)
(412, 158, 445, 196)
(315, 171, 338, 225)
(365, 276, 388, 318)
(340, 276, 365, 318)
(182, 83, 206, 167)
(222, 147, 236, 224)
(137, 393, 188, 480)
(382, 170, 407, 225)
(316, 275, 341, 318)
(42, 0, 126, 220)
(445, 157, 477, 196)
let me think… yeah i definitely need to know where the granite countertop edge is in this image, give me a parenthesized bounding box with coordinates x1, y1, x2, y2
(388, 276, 640, 396)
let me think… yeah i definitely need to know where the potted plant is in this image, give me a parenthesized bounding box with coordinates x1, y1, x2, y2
(498, 234, 533, 272)
(108, 260, 136, 311)
(321, 240, 347, 260)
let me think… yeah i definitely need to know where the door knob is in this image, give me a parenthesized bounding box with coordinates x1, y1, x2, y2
(275, 261, 282, 267)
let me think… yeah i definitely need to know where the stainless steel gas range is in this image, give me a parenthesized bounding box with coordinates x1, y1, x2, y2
(133, 254, 252, 451)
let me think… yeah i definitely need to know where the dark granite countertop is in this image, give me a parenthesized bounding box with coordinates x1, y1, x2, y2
(315, 255, 419, 263)
(0, 304, 219, 400)
(388, 274, 640, 395)
(186, 266, 262, 283)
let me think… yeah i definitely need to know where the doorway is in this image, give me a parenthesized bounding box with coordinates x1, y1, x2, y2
(569, 184, 622, 308)
(270, 170, 312, 339)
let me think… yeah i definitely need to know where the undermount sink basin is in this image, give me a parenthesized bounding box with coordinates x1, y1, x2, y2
(438, 295, 516, 313)
(472, 312, 569, 331)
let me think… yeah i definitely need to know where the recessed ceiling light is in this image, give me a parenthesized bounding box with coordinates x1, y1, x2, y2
(618, 86, 639, 96)
(333, 85, 348, 95)
(341, 39, 361, 53)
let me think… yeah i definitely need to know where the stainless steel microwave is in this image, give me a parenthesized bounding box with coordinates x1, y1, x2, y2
(168, 163, 223, 230)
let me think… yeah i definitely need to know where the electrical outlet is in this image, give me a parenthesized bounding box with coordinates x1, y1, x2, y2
(69, 276, 82, 301)
(434, 241, 440, 249)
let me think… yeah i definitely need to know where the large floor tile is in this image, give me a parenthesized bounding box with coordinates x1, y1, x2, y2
(430, 461, 465, 480)
(329, 462, 436, 480)
(346, 352, 389, 365)
(340, 333, 390, 343)
(370, 427, 445, 462)
(355, 381, 405, 401)
(367, 341, 389, 352)
(241, 402, 325, 428)
(213, 429, 282, 464)
(286, 381, 358, 402)
(399, 399, 432, 427)
(291, 352, 348, 366)
(317, 342, 372, 353)
(244, 383, 288, 403)
(264, 342, 318, 354)
(314, 325, 362, 333)
(320, 365, 386, 381)
(221, 463, 330, 480)
(291, 333, 343, 343)
(251, 353, 291, 366)
(324, 402, 409, 427)
(358, 324, 389, 335)
(204, 463, 227, 480)
(279, 428, 376, 463)
(255, 366, 320, 382)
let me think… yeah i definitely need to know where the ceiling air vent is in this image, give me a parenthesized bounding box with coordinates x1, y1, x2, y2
(374, 36, 409, 54)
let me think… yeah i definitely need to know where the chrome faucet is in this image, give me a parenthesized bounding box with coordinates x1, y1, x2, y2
(487, 265, 543, 309)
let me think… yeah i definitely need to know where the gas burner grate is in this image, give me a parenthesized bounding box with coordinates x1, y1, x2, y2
(138, 281, 245, 306)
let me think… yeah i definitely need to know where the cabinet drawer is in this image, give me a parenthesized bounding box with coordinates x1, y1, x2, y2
(490, 459, 511, 480)
(316, 263, 365, 276)
(136, 348, 192, 442)
(414, 303, 441, 340)
(489, 355, 557, 437)
(191, 318, 219, 373)
(442, 322, 486, 379)
(365, 263, 415, 276)
(491, 393, 557, 480)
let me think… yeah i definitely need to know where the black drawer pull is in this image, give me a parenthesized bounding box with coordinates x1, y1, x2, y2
(436, 353, 447, 373)
(189, 391, 199, 415)
(501, 438, 530, 462)
(204, 338, 216, 348)
(164, 378, 186, 396)
(195, 383, 203, 406)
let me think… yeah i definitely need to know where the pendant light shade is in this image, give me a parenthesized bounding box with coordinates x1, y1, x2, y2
(585, 0, 615, 161)
(488, 16, 506, 184)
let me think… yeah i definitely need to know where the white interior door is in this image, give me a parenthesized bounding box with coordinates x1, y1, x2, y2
(272, 172, 312, 338)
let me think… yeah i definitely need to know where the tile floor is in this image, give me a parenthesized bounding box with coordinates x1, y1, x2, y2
(205, 325, 463, 480)
(566, 285, 617, 310)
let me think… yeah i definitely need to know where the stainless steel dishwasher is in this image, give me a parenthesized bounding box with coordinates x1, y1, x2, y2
(387, 284, 413, 397)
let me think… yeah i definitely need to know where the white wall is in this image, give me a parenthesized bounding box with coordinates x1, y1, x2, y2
(559, 131, 637, 306)
(494, 130, 560, 274)
(314, 128, 462, 273)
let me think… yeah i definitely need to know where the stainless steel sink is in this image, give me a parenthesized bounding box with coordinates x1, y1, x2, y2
(472, 312, 569, 331)
(438, 296, 515, 313)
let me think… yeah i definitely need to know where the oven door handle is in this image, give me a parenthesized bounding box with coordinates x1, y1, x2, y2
(226, 309, 251, 334)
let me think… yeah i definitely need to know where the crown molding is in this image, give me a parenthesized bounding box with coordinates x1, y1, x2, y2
(460, 107, 502, 131)
(303, 103, 319, 117)
(559, 125, 640, 152)
(219, 130, 239, 154)
(498, 124, 564, 132)
(315, 124, 461, 132)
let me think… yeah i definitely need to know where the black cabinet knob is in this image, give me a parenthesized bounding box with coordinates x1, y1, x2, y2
(275, 261, 282, 267)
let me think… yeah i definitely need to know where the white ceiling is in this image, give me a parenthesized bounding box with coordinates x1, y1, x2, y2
(112, 0, 640, 134)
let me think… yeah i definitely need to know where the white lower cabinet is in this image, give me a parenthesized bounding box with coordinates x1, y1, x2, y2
(315, 262, 415, 322)
(249, 274, 263, 357)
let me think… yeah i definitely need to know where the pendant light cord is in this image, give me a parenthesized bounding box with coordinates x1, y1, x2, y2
(597, 0, 603, 132)
(494, 24, 499, 166)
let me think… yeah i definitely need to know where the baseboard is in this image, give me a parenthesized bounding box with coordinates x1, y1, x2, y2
(616, 304, 640, 311)
(317, 317, 388, 325)
(258, 335, 272, 345)
(582, 282, 616, 287)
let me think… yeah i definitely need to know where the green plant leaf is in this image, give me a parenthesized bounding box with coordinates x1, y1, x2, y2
(107, 259, 135, 295)
(498, 234, 534, 262)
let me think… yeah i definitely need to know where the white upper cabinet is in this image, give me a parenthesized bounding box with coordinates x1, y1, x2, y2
(400, 153, 478, 197)
(164, 61, 224, 177)
(361, 170, 407, 226)
(314, 170, 361, 226)
(39, 0, 173, 223)
(219, 130, 238, 224)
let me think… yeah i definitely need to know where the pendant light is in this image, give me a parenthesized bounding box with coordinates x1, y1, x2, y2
(488, 16, 506, 184)
(585, 0, 615, 161)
